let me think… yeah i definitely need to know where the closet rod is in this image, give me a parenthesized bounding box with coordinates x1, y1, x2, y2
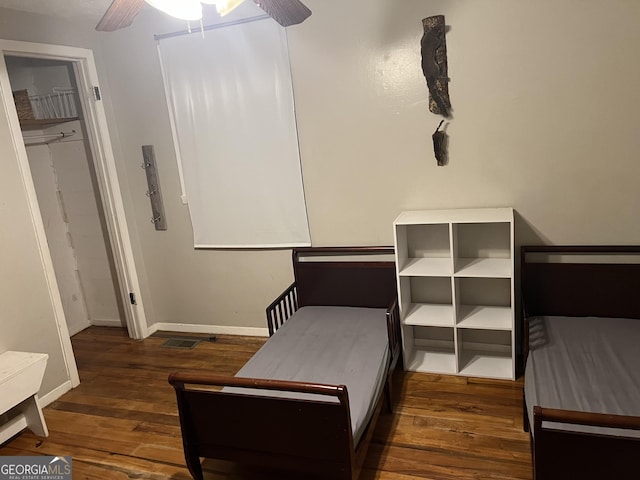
(22, 130, 77, 141)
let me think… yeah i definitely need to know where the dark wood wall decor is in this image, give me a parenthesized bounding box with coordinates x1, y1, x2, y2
(432, 119, 447, 166)
(421, 15, 450, 117)
(421, 15, 451, 166)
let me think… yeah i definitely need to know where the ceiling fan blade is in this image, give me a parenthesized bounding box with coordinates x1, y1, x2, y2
(253, 0, 311, 27)
(96, 0, 146, 32)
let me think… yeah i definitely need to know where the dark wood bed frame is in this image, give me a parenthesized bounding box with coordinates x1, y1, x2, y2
(521, 245, 640, 480)
(169, 246, 400, 480)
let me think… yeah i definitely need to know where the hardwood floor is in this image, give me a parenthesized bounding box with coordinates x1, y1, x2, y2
(0, 327, 532, 479)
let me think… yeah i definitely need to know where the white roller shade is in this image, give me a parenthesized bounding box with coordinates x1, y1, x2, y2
(158, 18, 310, 248)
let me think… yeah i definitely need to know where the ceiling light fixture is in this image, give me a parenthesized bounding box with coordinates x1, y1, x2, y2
(146, 0, 246, 22)
(209, 0, 245, 17)
(145, 0, 203, 21)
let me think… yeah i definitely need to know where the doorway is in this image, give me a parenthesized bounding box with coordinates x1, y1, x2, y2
(0, 40, 149, 387)
(6, 56, 125, 336)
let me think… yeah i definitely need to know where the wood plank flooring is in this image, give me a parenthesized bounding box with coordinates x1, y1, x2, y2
(0, 327, 532, 479)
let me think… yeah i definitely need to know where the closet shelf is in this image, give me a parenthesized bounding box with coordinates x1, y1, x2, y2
(19, 117, 78, 130)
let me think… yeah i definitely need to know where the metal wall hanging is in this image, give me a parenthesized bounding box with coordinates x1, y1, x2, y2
(421, 15, 451, 165)
(141, 145, 167, 230)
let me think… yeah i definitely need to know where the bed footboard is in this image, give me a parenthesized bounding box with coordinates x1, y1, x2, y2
(169, 372, 356, 480)
(533, 406, 640, 480)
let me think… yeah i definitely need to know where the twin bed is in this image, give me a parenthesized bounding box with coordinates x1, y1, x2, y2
(169, 247, 400, 480)
(169, 244, 640, 480)
(521, 246, 640, 480)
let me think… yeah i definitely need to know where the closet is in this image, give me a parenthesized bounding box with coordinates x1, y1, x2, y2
(6, 56, 124, 336)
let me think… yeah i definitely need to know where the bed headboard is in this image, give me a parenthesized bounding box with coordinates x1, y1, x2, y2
(293, 246, 396, 309)
(521, 245, 640, 319)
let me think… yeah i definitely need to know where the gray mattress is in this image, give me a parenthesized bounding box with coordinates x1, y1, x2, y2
(228, 305, 390, 446)
(525, 315, 640, 437)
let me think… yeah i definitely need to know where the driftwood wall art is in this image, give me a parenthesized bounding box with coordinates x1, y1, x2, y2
(421, 15, 450, 117)
(421, 15, 450, 166)
(432, 120, 447, 167)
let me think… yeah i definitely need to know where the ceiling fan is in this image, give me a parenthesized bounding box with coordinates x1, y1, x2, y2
(96, 0, 312, 32)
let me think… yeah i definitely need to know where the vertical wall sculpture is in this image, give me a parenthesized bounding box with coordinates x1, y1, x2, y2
(421, 15, 451, 166)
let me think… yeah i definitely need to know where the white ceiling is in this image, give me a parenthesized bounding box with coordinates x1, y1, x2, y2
(0, 0, 119, 22)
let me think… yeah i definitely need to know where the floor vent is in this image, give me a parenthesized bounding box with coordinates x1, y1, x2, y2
(161, 338, 201, 349)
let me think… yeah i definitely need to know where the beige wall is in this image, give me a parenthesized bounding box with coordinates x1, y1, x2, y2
(97, 6, 295, 331)
(99, 0, 640, 330)
(2, 0, 640, 393)
(288, 0, 640, 246)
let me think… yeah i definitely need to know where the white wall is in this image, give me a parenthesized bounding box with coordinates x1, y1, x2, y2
(48, 126, 123, 326)
(25, 139, 91, 336)
(24, 121, 124, 331)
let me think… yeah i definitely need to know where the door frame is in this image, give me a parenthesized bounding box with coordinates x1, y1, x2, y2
(0, 40, 150, 385)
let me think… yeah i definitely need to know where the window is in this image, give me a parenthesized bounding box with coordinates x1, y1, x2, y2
(158, 18, 310, 248)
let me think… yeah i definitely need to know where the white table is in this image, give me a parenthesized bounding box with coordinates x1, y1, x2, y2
(0, 351, 49, 443)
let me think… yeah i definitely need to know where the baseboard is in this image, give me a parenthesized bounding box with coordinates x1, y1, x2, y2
(90, 318, 125, 327)
(39, 380, 73, 408)
(147, 322, 269, 337)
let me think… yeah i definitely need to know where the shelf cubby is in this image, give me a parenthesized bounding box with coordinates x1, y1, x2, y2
(453, 222, 512, 277)
(456, 329, 513, 379)
(400, 276, 453, 327)
(395, 223, 451, 276)
(406, 326, 457, 374)
(455, 277, 512, 330)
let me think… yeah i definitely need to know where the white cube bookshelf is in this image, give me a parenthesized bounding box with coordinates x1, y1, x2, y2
(394, 208, 515, 380)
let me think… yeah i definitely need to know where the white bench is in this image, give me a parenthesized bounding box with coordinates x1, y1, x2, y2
(0, 351, 49, 444)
